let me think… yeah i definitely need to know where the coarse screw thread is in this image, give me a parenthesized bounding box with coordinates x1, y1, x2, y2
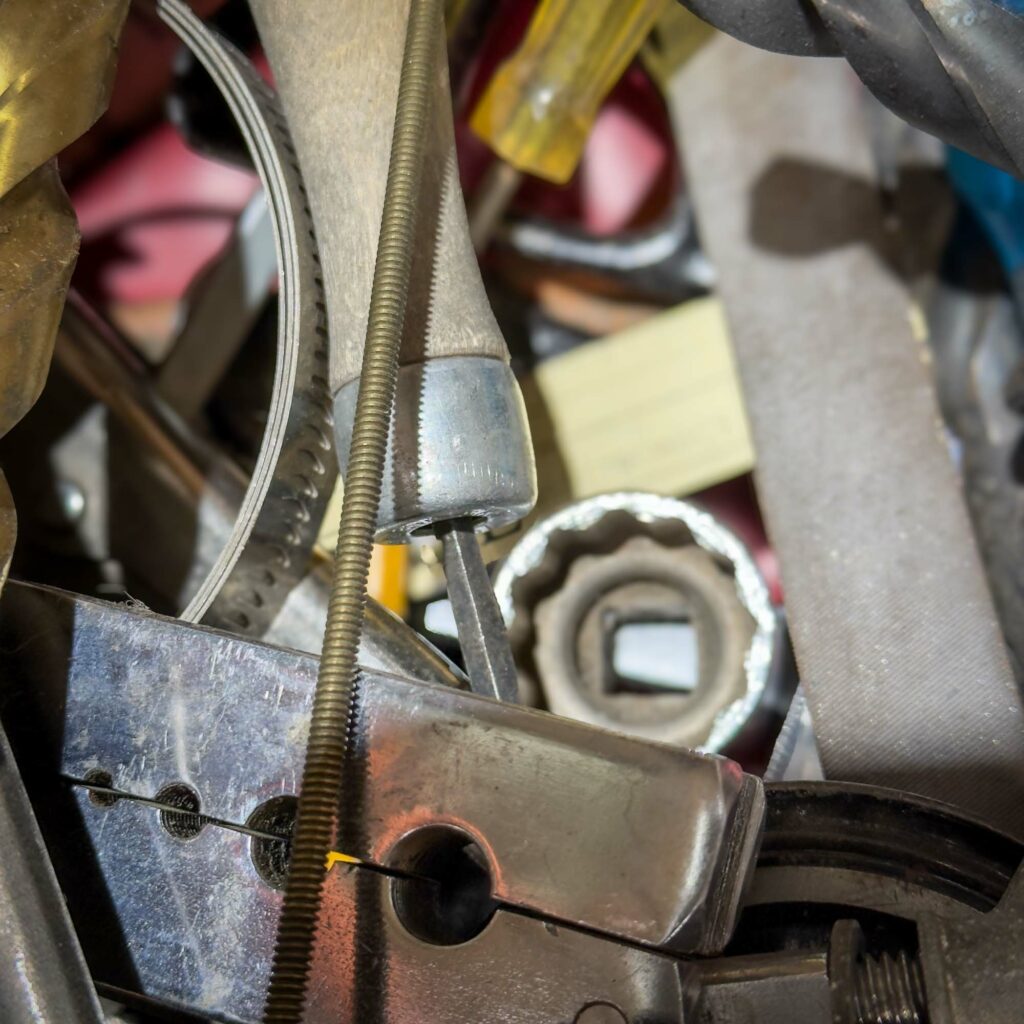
(261, 0, 444, 1020)
(851, 949, 927, 1024)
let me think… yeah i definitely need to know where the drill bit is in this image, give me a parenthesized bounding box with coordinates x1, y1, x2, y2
(262, 0, 445, 1020)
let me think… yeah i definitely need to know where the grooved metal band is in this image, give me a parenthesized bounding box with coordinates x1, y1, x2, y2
(157, 0, 336, 637)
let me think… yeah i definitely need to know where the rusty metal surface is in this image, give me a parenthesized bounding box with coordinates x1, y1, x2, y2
(533, 536, 755, 751)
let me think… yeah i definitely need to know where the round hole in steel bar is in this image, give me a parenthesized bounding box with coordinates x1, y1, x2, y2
(155, 782, 205, 841)
(388, 825, 497, 945)
(247, 794, 298, 890)
(574, 1004, 628, 1024)
(84, 768, 119, 808)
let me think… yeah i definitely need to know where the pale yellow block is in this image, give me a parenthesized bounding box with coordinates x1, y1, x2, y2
(533, 296, 754, 498)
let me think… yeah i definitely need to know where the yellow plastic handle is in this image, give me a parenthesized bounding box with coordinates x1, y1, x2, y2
(470, 0, 667, 184)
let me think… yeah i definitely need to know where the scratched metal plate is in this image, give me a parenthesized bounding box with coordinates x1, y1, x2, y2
(0, 582, 762, 1021)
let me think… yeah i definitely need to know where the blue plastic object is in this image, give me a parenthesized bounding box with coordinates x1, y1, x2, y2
(948, 147, 1024, 278)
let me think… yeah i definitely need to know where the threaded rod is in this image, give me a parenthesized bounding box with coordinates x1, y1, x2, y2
(852, 949, 927, 1024)
(262, 1, 443, 1019)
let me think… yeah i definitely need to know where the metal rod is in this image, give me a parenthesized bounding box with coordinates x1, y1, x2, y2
(0, 730, 105, 1024)
(57, 290, 235, 499)
(262, 0, 445, 1019)
(439, 519, 519, 701)
(468, 159, 523, 252)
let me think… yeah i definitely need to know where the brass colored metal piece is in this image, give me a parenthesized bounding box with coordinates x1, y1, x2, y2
(262, 0, 446, 1020)
(0, 160, 76, 593)
(0, 164, 78, 438)
(0, 0, 130, 198)
(0, 0, 130, 587)
(0, 163, 78, 590)
(0, 9, 127, 1023)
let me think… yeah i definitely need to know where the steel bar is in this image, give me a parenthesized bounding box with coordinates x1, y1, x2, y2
(0, 580, 763, 1022)
(0, 726, 104, 1024)
(671, 35, 1024, 839)
(439, 519, 519, 701)
(158, 190, 277, 419)
(57, 290, 222, 500)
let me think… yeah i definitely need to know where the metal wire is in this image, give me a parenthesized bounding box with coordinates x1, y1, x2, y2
(262, 0, 444, 1019)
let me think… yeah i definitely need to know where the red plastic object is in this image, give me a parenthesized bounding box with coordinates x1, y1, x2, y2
(71, 123, 257, 307)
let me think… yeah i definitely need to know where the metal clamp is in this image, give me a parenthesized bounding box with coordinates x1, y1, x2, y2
(0, 581, 764, 1023)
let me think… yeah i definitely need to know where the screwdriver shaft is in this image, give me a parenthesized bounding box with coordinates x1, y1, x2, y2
(439, 520, 519, 702)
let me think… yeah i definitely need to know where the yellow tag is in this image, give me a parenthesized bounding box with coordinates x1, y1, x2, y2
(532, 296, 754, 500)
(325, 851, 362, 871)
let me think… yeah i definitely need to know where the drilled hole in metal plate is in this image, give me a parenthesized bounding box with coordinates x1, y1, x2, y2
(389, 825, 497, 946)
(155, 782, 204, 841)
(84, 768, 119, 808)
(574, 1003, 628, 1024)
(247, 794, 297, 890)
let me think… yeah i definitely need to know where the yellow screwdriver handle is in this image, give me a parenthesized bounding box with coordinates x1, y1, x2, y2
(470, 0, 667, 184)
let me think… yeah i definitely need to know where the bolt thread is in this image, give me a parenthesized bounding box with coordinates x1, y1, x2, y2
(262, 1, 443, 1020)
(853, 949, 927, 1024)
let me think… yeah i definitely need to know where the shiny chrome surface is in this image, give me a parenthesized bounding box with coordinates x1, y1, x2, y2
(0, 719, 104, 1024)
(264, 562, 469, 689)
(438, 520, 519, 701)
(305, 872, 688, 1024)
(333, 357, 537, 541)
(0, 581, 763, 1021)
